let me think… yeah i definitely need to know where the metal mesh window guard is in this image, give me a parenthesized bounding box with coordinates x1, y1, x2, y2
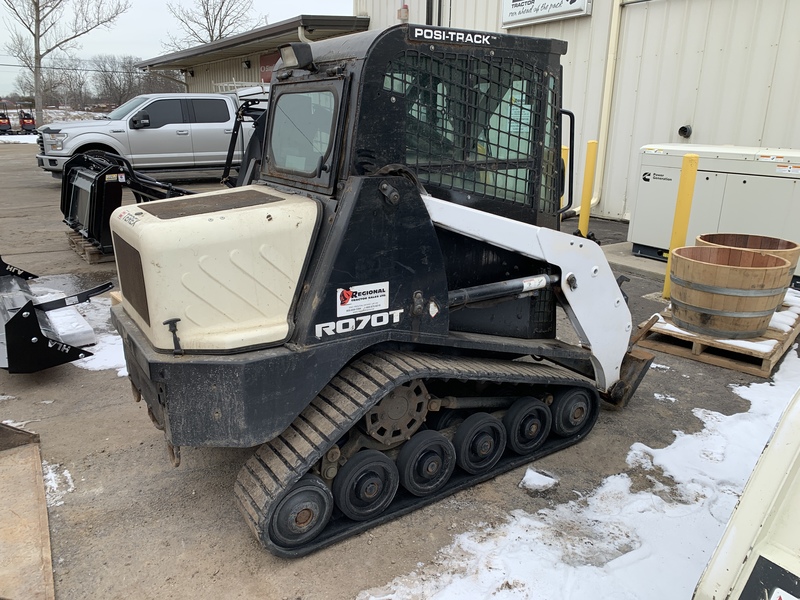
(384, 50, 560, 216)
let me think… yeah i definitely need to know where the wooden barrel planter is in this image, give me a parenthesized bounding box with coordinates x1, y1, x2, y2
(670, 246, 792, 339)
(696, 233, 800, 288)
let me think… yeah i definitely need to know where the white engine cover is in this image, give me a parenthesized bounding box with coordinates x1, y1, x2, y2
(110, 185, 320, 352)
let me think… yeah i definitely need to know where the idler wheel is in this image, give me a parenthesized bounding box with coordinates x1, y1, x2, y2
(503, 397, 552, 455)
(268, 474, 333, 548)
(453, 412, 507, 475)
(332, 449, 399, 521)
(396, 430, 456, 497)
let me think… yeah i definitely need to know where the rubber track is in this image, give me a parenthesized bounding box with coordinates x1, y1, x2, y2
(234, 350, 599, 558)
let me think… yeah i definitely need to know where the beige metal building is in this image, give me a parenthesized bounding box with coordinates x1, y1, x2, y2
(358, 0, 800, 221)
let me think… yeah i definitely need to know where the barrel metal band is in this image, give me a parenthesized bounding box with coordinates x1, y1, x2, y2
(671, 316, 769, 339)
(671, 297, 777, 318)
(670, 275, 786, 298)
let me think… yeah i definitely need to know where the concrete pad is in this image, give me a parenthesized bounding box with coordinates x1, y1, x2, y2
(603, 241, 668, 281)
(0, 443, 55, 600)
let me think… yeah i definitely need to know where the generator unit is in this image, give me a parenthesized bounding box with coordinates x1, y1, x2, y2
(628, 144, 800, 278)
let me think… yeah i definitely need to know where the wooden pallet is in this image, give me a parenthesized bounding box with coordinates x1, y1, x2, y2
(637, 305, 800, 378)
(65, 231, 115, 264)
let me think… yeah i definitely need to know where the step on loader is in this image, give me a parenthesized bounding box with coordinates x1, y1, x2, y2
(109, 24, 655, 557)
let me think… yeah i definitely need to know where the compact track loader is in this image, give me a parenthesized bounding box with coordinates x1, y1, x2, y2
(109, 24, 654, 557)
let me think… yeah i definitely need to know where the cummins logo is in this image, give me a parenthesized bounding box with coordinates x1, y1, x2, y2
(642, 171, 673, 183)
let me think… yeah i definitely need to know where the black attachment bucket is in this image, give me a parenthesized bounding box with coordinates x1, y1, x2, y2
(0, 257, 113, 373)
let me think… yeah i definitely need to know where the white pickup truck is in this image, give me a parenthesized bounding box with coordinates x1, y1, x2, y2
(36, 90, 266, 176)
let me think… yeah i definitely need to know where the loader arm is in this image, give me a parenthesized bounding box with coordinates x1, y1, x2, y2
(422, 195, 631, 392)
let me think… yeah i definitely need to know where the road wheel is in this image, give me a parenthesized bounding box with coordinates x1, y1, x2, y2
(333, 449, 399, 521)
(503, 397, 552, 454)
(397, 430, 456, 496)
(453, 412, 506, 475)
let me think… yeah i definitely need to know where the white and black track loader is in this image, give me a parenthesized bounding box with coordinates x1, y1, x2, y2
(109, 24, 655, 557)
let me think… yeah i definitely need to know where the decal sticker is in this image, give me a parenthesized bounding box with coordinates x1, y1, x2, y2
(337, 281, 389, 317)
(115, 209, 140, 227)
(521, 275, 549, 292)
(776, 164, 799, 174)
(316, 309, 404, 338)
(410, 27, 498, 46)
(106, 173, 118, 181)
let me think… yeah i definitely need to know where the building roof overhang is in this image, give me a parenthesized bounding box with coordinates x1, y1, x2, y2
(135, 14, 370, 71)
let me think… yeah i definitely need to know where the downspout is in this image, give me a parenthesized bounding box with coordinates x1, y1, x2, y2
(297, 26, 312, 43)
(568, 0, 624, 218)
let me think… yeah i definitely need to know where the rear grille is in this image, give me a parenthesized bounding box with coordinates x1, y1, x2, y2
(112, 233, 150, 327)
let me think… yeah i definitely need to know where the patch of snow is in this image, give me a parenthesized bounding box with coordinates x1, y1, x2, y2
(2, 419, 40, 430)
(72, 297, 127, 376)
(359, 349, 800, 600)
(0, 394, 14, 401)
(722, 338, 778, 353)
(782, 295, 800, 308)
(519, 469, 558, 492)
(0, 134, 37, 144)
(653, 393, 677, 403)
(42, 461, 75, 507)
(770, 310, 797, 333)
(649, 363, 671, 371)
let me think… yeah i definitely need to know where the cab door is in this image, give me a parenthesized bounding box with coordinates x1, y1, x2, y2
(127, 98, 193, 168)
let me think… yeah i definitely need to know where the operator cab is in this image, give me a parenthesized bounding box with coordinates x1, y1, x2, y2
(265, 25, 566, 230)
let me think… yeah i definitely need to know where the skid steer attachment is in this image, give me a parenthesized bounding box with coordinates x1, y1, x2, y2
(109, 24, 654, 557)
(0, 257, 112, 373)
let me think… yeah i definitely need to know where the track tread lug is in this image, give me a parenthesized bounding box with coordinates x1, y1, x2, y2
(282, 425, 317, 459)
(234, 480, 264, 529)
(294, 413, 331, 447)
(359, 354, 405, 380)
(253, 446, 293, 492)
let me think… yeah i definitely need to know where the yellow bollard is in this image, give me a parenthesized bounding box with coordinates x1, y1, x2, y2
(560, 145, 569, 208)
(578, 140, 598, 237)
(662, 153, 700, 299)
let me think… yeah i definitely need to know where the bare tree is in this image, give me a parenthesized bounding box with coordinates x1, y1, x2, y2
(91, 54, 140, 106)
(164, 0, 260, 51)
(56, 55, 92, 109)
(91, 55, 186, 105)
(2, 0, 130, 124)
(140, 70, 187, 94)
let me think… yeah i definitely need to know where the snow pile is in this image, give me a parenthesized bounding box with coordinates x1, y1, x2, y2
(359, 349, 800, 600)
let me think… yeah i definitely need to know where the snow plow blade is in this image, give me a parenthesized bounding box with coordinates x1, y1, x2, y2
(0, 257, 112, 373)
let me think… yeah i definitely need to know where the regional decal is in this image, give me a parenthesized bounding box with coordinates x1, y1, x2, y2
(336, 281, 389, 317)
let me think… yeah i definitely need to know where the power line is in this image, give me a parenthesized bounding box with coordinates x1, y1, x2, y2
(0, 62, 179, 75)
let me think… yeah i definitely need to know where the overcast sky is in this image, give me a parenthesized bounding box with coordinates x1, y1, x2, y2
(0, 0, 355, 96)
